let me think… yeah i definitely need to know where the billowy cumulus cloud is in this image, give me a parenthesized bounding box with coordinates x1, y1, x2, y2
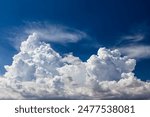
(0, 30, 150, 99)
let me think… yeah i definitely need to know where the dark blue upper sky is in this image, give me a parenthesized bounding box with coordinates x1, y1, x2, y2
(0, 0, 150, 81)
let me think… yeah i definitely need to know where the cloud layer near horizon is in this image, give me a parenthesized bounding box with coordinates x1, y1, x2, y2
(0, 33, 150, 99)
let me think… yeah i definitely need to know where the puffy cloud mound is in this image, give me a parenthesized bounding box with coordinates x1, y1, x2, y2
(4, 33, 63, 81)
(0, 33, 150, 99)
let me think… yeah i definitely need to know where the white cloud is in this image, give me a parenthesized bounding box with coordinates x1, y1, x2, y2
(122, 34, 145, 42)
(0, 33, 150, 99)
(26, 25, 87, 43)
(119, 45, 150, 59)
(6, 23, 88, 50)
(115, 33, 145, 47)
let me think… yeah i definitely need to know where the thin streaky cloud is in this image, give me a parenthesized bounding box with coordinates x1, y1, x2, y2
(26, 25, 87, 43)
(119, 45, 150, 59)
(6, 23, 88, 50)
(114, 33, 145, 48)
(122, 34, 145, 42)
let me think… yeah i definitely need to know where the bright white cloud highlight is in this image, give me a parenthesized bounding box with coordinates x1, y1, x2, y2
(0, 33, 150, 99)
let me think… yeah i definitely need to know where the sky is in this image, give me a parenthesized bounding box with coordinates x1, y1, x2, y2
(0, 0, 150, 99)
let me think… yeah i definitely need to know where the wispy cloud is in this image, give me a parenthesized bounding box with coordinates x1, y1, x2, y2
(6, 22, 88, 50)
(119, 45, 150, 59)
(26, 25, 87, 43)
(116, 23, 150, 60)
(122, 34, 145, 42)
(115, 33, 145, 47)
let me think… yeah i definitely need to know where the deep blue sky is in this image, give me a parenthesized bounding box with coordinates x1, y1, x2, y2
(0, 0, 150, 81)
